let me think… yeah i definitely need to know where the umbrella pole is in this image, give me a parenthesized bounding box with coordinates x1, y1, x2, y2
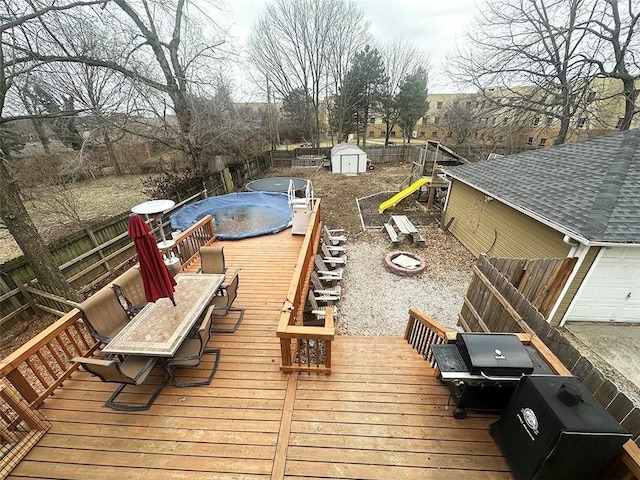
(170, 297, 176, 306)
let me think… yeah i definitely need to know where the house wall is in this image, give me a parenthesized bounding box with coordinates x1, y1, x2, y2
(551, 246, 600, 326)
(444, 181, 571, 259)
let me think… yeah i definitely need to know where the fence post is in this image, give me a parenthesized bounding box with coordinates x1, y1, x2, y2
(17, 282, 38, 314)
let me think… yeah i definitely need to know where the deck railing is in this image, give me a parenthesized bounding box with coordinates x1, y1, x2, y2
(277, 200, 335, 374)
(167, 215, 216, 271)
(0, 310, 98, 409)
(404, 308, 456, 368)
(404, 308, 640, 480)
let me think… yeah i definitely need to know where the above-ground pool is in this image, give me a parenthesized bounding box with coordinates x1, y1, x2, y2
(170, 192, 292, 240)
(245, 176, 308, 194)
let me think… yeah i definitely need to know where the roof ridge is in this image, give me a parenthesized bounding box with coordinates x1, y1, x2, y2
(581, 131, 640, 239)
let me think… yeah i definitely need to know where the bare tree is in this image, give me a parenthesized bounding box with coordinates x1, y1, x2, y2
(442, 98, 482, 145)
(249, 0, 367, 147)
(579, 0, 640, 130)
(449, 0, 597, 145)
(0, 0, 109, 302)
(379, 37, 429, 146)
(324, 2, 369, 143)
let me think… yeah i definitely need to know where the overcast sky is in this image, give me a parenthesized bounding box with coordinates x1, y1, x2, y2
(222, 0, 479, 99)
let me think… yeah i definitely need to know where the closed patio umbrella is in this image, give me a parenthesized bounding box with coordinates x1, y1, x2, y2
(127, 213, 176, 305)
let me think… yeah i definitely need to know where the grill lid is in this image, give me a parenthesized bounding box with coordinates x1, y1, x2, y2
(457, 333, 534, 376)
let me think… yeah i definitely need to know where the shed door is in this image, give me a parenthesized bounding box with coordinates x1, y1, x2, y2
(567, 247, 640, 322)
(340, 154, 358, 174)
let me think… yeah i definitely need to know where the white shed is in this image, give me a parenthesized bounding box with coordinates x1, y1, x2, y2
(330, 143, 367, 174)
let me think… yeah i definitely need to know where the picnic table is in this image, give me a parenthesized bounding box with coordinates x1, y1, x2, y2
(384, 215, 425, 245)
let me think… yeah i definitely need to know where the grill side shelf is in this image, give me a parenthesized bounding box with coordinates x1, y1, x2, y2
(431, 344, 468, 374)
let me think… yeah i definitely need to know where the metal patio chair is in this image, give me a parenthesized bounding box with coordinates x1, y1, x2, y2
(111, 267, 147, 318)
(73, 355, 167, 411)
(200, 245, 227, 275)
(165, 310, 221, 387)
(208, 269, 245, 333)
(78, 287, 130, 344)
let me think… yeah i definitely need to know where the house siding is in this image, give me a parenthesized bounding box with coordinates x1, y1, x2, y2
(444, 181, 571, 259)
(551, 246, 600, 326)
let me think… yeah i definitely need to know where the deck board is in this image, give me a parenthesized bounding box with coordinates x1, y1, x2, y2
(8, 228, 512, 480)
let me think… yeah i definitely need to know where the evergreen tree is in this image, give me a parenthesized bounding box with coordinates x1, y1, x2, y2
(396, 68, 429, 144)
(337, 46, 387, 146)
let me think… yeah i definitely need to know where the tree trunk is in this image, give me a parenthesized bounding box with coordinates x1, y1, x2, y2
(31, 119, 51, 154)
(384, 121, 391, 146)
(619, 77, 638, 131)
(0, 156, 81, 302)
(103, 131, 122, 176)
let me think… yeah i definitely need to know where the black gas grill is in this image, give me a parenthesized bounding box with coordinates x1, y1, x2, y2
(431, 333, 552, 418)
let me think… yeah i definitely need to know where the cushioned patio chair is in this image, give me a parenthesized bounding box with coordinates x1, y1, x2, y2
(165, 310, 220, 387)
(73, 355, 166, 411)
(208, 269, 245, 333)
(111, 267, 146, 318)
(78, 287, 130, 344)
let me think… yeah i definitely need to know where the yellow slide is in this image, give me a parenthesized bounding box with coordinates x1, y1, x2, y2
(378, 177, 429, 214)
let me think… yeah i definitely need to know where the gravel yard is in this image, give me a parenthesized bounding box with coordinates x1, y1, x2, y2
(336, 225, 476, 336)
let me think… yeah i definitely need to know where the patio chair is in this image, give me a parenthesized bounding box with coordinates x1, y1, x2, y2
(321, 240, 347, 254)
(308, 288, 339, 306)
(323, 225, 347, 246)
(320, 243, 346, 266)
(208, 269, 245, 333)
(200, 245, 227, 275)
(165, 309, 221, 387)
(311, 271, 341, 298)
(111, 267, 146, 318)
(79, 287, 130, 344)
(73, 355, 167, 411)
(314, 255, 343, 282)
(307, 290, 338, 323)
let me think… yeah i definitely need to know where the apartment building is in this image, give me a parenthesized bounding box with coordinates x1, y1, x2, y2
(365, 77, 640, 150)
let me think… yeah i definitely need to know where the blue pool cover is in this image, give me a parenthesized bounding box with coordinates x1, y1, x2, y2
(170, 192, 292, 240)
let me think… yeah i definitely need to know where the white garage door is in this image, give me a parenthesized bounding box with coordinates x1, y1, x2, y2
(567, 247, 640, 322)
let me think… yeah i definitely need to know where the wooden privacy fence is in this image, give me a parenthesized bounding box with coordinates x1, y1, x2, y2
(459, 255, 575, 333)
(459, 254, 640, 464)
(276, 201, 335, 374)
(268, 145, 418, 167)
(0, 190, 205, 327)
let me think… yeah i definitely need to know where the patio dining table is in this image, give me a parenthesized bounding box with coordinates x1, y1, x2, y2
(102, 273, 225, 357)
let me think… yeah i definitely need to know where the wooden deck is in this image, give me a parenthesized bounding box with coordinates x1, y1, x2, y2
(7, 230, 511, 480)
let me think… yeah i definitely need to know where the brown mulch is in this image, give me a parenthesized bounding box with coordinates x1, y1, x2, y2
(0, 313, 58, 360)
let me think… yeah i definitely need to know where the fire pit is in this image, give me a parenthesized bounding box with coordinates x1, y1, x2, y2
(383, 251, 426, 277)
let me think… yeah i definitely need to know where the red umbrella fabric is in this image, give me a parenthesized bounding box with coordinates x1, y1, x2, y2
(127, 214, 176, 304)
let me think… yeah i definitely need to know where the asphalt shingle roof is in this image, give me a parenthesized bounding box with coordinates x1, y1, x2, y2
(443, 129, 640, 244)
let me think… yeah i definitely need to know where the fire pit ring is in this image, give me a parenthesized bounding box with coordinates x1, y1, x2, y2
(384, 251, 427, 277)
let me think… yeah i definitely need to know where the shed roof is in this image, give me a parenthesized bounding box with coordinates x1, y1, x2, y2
(443, 129, 640, 245)
(331, 143, 365, 155)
